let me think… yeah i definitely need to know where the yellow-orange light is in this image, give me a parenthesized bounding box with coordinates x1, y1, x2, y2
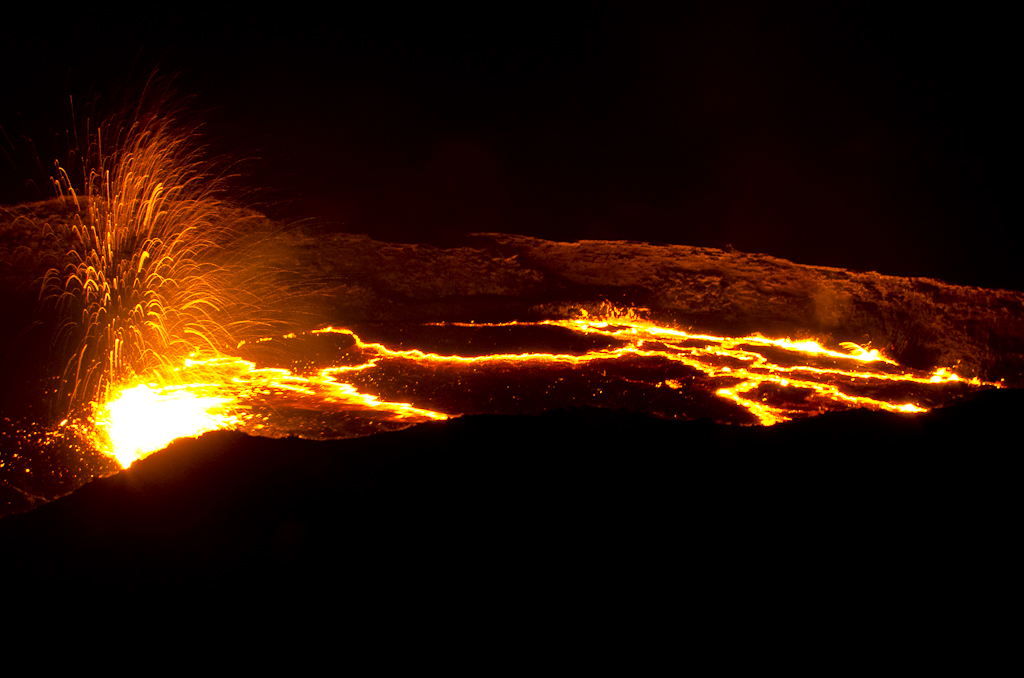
(84, 305, 999, 467)
(94, 383, 239, 467)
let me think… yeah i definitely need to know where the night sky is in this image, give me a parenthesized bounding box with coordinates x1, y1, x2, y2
(1, 6, 1018, 290)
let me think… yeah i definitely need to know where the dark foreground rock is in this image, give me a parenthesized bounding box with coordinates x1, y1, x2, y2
(1, 390, 1017, 608)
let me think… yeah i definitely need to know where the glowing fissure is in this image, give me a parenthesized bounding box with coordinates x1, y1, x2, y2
(87, 306, 998, 468)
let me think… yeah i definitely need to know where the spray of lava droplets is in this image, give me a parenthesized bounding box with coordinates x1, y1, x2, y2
(30, 81, 290, 460)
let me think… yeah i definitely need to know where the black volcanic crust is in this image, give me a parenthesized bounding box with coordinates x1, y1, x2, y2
(1, 389, 1017, 598)
(284, 226, 1024, 385)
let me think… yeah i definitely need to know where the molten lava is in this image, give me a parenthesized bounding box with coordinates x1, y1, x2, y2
(85, 305, 998, 468)
(93, 383, 240, 468)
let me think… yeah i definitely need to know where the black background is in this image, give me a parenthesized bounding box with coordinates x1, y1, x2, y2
(2, 5, 1018, 290)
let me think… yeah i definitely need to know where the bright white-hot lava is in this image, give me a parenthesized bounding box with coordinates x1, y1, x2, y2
(93, 383, 239, 468)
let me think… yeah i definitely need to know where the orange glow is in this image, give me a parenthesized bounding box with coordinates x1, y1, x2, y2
(93, 383, 239, 467)
(91, 353, 448, 466)
(86, 305, 999, 467)
(26, 95, 999, 493)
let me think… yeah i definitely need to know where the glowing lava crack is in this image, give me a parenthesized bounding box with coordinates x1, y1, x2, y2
(88, 306, 998, 468)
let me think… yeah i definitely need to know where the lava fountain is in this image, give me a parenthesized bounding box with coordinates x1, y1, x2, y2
(0, 83, 304, 498)
(37, 87, 283, 419)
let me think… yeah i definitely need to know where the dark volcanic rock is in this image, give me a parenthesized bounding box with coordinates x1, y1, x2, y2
(1, 391, 1018, 590)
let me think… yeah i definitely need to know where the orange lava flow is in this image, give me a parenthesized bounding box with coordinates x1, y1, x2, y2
(89, 354, 449, 468)
(87, 306, 999, 467)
